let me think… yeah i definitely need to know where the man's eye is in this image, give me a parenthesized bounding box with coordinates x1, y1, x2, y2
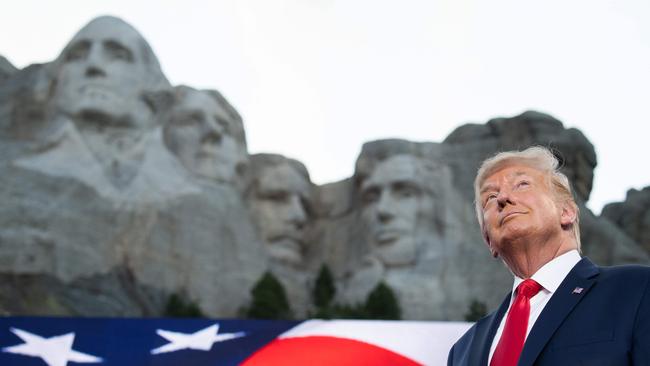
(261, 191, 289, 202)
(484, 194, 497, 206)
(361, 188, 380, 204)
(215, 117, 231, 135)
(104, 40, 134, 62)
(174, 111, 204, 126)
(393, 182, 420, 198)
(516, 181, 530, 188)
(64, 41, 90, 62)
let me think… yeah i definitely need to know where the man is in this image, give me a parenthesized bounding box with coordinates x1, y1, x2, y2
(358, 153, 439, 267)
(448, 146, 650, 365)
(248, 154, 313, 267)
(15, 16, 197, 203)
(337, 143, 456, 319)
(51, 16, 168, 126)
(38, 16, 171, 187)
(163, 86, 248, 186)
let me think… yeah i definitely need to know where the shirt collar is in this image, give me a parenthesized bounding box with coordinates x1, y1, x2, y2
(512, 249, 581, 295)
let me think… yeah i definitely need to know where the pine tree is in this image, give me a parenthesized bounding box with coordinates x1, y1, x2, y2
(464, 299, 488, 322)
(164, 293, 205, 318)
(364, 282, 401, 320)
(313, 264, 336, 308)
(246, 272, 292, 319)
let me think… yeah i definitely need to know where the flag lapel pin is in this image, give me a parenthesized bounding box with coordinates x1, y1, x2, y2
(572, 287, 584, 294)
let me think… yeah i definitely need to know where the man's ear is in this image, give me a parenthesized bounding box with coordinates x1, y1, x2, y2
(483, 229, 498, 258)
(560, 202, 577, 229)
(142, 89, 174, 115)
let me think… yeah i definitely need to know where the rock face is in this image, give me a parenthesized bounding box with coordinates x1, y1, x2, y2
(444, 111, 597, 203)
(0, 16, 268, 318)
(317, 140, 504, 320)
(602, 187, 650, 254)
(443, 111, 648, 267)
(0, 16, 647, 320)
(0, 55, 17, 84)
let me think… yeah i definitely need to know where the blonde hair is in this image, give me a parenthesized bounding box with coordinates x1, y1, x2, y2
(473, 146, 581, 249)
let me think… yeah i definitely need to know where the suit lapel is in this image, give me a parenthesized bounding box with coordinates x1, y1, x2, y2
(468, 292, 511, 365)
(517, 257, 600, 366)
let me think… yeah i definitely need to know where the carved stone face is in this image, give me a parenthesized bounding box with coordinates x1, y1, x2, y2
(52, 17, 156, 129)
(359, 154, 434, 267)
(251, 163, 311, 266)
(164, 88, 246, 182)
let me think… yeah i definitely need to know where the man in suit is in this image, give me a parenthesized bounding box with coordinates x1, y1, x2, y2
(448, 146, 650, 365)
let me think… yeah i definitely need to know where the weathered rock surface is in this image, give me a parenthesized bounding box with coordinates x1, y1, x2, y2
(602, 187, 650, 254)
(443, 111, 648, 266)
(444, 111, 596, 202)
(0, 16, 271, 319)
(0, 16, 647, 321)
(0, 55, 17, 84)
(0, 269, 166, 317)
(316, 140, 511, 320)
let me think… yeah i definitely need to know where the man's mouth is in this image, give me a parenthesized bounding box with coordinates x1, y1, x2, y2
(499, 212, 524, 226)
(268, 236, 304, 251)
(375, 230, 403, 245)
(79, 84, 113, 94)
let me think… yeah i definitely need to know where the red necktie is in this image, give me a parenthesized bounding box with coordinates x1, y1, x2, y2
(490, 279, 542, 366)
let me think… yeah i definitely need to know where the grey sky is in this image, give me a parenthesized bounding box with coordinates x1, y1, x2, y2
(1, 0, 648, 213)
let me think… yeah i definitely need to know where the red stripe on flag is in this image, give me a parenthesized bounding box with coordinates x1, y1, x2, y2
(241, 336, 422, 366)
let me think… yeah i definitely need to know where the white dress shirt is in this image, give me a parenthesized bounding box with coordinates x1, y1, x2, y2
(487, 249, 582, 365)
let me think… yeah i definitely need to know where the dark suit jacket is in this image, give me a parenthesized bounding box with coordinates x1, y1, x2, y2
(448, 257, 650, 365)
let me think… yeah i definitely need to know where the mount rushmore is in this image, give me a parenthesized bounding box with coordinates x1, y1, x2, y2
(0, 16, 647, 320)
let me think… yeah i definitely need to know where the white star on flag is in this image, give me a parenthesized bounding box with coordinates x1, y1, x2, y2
(151, 323, 245, 355)
(2, 327, 102, 366)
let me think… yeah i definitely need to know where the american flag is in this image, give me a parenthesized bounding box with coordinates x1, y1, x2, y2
(0, 316, 471, 366)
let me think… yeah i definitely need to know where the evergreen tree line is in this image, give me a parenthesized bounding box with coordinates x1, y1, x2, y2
(163, 264, 487, 320)
(244, 265, 402, 320)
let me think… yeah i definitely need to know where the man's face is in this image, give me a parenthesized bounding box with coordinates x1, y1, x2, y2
(479, 164, 562, 256)
(52, 18, 150, 127)
(164, 90, 246, 181)
(360, 155, 433, 267)
(251, 164, 311, 265)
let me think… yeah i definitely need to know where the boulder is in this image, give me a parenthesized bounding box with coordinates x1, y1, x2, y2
(602, 187, 650, 254)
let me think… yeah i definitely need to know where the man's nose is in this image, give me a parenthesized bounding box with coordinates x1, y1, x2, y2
(376, 191, 395, 223)
(201, 119, 224, 144)
(200, 130, 222, 146)
(286, 195, 307, 229)
(496, 189, 513, 210)
(84, 46, 107, 78)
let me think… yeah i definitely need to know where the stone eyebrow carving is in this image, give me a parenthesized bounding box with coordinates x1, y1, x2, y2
(103, 39, 134, 62)
(64, 40, 91, 62)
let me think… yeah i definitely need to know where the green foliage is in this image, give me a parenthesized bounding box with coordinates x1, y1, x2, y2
(464, 299, 488, 322)
(246, 272, 292, 319)
(164, 293, 205, 318)
(364, 282, 401, 320)
(310, 278, 401, 320)
(313, 265, 336, 308)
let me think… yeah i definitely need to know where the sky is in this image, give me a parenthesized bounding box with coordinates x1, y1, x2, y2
(1, 0, 649, 213)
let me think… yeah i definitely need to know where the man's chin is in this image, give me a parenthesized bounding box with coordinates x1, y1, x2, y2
(375, 239, 416, 267)
(268, 240, 303, 266)
(59, 97, 130, 125)
(492, 227, 533, 247)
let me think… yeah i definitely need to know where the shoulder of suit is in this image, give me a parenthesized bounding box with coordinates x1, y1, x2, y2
(596, 263, 650, 285)
(598, 263, 650, 275)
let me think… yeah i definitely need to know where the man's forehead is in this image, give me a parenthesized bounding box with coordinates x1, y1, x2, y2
(69, 18, 144, 49)
(362, 155, 420, 188)
(480, 165, 541, 190)
(177, 90, 228, 119)
(258, 164, 310, 194)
